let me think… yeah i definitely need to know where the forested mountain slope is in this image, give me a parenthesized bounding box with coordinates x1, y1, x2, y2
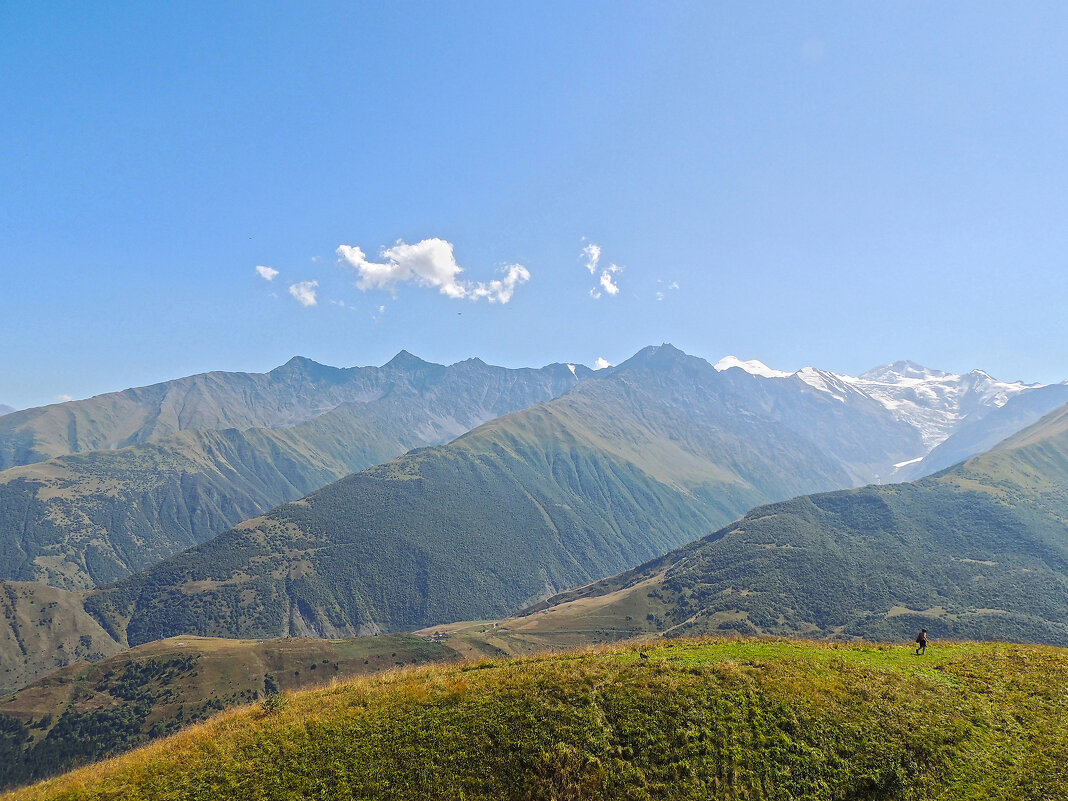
(82, 345, 859, 645)
(513, 404, 1068, 647)
(0, 356, 588, 589)
(0, 582, 124, 696)
(5, 347, 1058, 594)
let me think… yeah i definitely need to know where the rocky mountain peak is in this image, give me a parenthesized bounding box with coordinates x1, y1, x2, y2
(858, 360, 949, 383)
(383, 350, 438, 371)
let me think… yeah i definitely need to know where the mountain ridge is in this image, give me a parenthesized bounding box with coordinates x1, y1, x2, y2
(501, 402, 1068, 649)
(715, 353, 1044, 456)
(75, 348, 860, 648)
(0, 357, 590, 589)
(0, 353, 593, 471)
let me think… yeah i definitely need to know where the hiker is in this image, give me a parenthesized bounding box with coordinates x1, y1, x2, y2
(915, 628, 928, 656)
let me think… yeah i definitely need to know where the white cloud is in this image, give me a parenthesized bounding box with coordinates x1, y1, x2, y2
(599, 264, 621, 296)
(594, 357, 612, 370)
(56, 394, 74, 402)
(581, 243, 601, 274)
(582, 242, 623, 299)
(288, 280, 319, 307)
(656, 280, 679, 301)
(337, 238, 529, 303)
(255, 265, 279, 281)
(468, 263, 531, 304)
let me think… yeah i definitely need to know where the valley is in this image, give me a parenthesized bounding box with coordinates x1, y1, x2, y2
(498, 403, 1068, 648)
(2, 345, 1067, 796)
(10, 9, 1064, 796)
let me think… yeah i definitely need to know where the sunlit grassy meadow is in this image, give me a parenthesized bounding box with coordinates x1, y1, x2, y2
(5, 637, 1066, 800)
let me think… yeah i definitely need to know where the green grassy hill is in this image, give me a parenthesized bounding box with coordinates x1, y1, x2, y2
(3, 637, 1066, 800)
(0, 633, 458, 791)
(512, 404, 1068, 648)
(0, 357, 586, 589)
(81, 346, 857, 647)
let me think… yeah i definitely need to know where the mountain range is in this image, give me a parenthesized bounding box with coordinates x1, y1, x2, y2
(0, 355, 587, 589)
(0, 405, 14, 417)
(712, 355, 1044, 478)
(489, 402, 1068, 649)
(79, 345, 861, 646)
(1, 348, 1054, 597)
(0, 352, 592, 473)
(2, 344, 1066, 695)
(895, 381, 1068, 480)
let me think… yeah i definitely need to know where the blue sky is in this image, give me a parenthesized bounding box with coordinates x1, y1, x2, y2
(2, 2, 1066, 409)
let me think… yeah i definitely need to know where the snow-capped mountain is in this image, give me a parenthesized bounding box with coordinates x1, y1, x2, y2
(714, 356, 1044, 475)
(712, 356, 792, 380)
(850, 361, 1039, 450)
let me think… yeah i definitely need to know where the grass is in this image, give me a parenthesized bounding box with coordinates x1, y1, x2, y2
(3, 636, 1066, 800)
(0, 633, 461, 791)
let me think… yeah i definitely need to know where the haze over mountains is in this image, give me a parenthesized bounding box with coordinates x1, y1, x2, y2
(0, 353, 590, 470)
(81, 345, 862, 645)
(896, 381, 1068, 480)
(0, 405, 14, 417)
(713, 355, 1042, 472)
(0, 355, 588, 588)
(0, 347, 1054, 595)
(502, 402, 1068, 649)
(1, 343, 1066, 696)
